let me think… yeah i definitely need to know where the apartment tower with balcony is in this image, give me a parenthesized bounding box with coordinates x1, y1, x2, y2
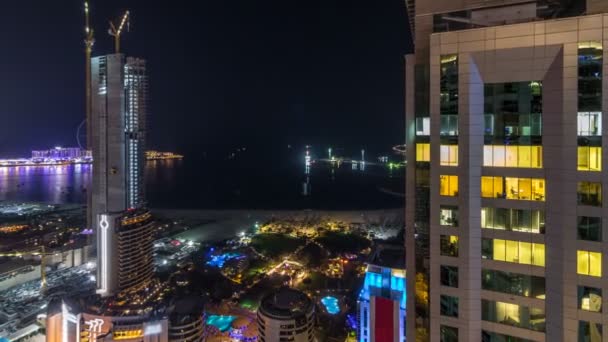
(405, 0, 608, 341)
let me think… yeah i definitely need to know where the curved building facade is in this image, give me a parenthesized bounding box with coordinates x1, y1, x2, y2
(168, 297, 206, 342)
(168, 315, 204, 342)
(116, 210, 154, 291)
(257, 288, 315, 342)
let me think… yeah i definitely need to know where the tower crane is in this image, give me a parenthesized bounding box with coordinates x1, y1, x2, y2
(83, 1, 95, 151)
(108, 10, 130, 53)
(0, 246, 56, 294)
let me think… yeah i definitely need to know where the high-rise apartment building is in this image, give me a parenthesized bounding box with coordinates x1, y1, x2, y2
(90, 54, 151, 297)
(405, 1, 608, 341)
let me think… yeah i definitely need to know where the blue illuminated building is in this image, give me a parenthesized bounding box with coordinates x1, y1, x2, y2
(357, 245, 406, 342)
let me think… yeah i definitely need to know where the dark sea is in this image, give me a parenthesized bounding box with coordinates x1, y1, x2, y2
(0, 147, 404, 210)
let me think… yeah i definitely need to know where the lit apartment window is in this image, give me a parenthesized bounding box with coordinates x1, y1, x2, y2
(416, 117, 430, 136)
(579, 320, 603, 342)
(416, 143, 430, 162)
(440, 235, 459, 257)
(577, 182, 602, 206)
(483, 145, 542, 168)
(578, 112, 602, 136)
(578, 216, 602, 242)
(481, 176, 504, 198)
(578, 286, 602, 312)
(440, 265, 458, 288)
(440, 295, 458, 318)
(481, 207, 545, 234)
(482, 299, 545, 332)
(440, 145, 458, 166)
(440, 325, 458, 342)
(482, 238, 545, 267)
(505, 177, 545, 201)
(577, 250, 602, 277)
(440, 205, 458, 227)
(577, 146, 602, 171)
(440, 175, 458, 196)
(481, 177, 545, 201)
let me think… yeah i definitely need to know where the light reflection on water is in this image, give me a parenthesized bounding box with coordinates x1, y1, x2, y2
(0, 157, 404, 209)
(0, 164, 92, 204)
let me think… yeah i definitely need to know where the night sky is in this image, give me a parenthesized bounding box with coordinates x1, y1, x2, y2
(0, 0, 410, 158)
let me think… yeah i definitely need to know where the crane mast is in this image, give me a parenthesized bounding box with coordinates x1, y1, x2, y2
(109, 11, 130, 54)
(84, 1, 94, 150)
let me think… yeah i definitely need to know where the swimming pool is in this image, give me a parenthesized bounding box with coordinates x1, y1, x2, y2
(206, 253, 243, 268)
(206, 315, 237, 332)
(321, 296, 340, 315)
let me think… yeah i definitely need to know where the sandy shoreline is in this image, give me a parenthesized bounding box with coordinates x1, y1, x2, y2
(151, 207, 403, 243)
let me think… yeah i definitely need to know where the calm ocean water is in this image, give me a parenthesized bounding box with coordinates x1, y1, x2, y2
(0, 149, 404, 210)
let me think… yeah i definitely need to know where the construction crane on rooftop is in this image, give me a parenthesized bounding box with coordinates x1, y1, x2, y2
(83, 1, 94, 151)
(109, 10, 130, 54)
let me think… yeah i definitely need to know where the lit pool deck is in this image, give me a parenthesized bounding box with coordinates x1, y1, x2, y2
(321, 296, 340, 315)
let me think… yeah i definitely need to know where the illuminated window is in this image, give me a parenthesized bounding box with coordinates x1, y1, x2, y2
(482, 299, 545, 332)
(440, 145, 458, 166)
(481, 176, 504, 198)
(440, 205, 458, 227)
(483, 145, 542, 168)
(578, 146, 602, 171)
(504, 177, 545, 201)
(481, 207, 545, 233)
(493, 146, 505, 167)
(482, 238, 545, 266)
(440, 175, 458, 196)
(532, 243, 545, 267)
(416, 143, 430, 162)
(578, 112, 602, 136)
(416, 117, 430, 136)
(577, 250, 602, 277)
(440, 235, 459, 257)
(578, 286, 602, 312)
(578, 182, 602, 206)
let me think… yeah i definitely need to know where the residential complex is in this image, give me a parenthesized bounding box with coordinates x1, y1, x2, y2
(405, 0, 608, 341)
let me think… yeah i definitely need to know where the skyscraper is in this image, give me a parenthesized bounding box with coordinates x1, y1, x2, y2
(405, 1, 608, 341)
(90, 53, 152, 297)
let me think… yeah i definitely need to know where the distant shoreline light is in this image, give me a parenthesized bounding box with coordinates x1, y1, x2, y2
(0, 147, 183, 167)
